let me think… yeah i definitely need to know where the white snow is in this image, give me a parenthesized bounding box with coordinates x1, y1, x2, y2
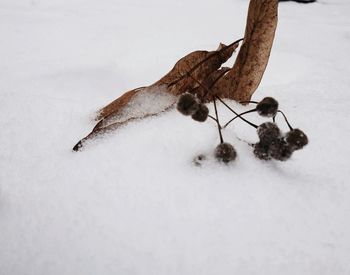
(1, 0, 350, 274)
(96, 85, 177, 129)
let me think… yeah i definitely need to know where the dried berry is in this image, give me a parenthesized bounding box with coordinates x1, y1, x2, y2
(269, 138, 293, 161)
(193, 154, 207, 166)
(253, 142, 271, 161)
(256, 97, 279, 117)
(177, 93, 199, 116)
(214, 143, 237, 163)
(257, 122, 281, 145)
(192, 104, 209, 122)
(286, 128, 308, 150)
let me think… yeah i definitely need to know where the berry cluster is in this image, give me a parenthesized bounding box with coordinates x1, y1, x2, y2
(254, 122, 308, 161)
(177, 93, 209, 122)
(177, 93, 308, 165)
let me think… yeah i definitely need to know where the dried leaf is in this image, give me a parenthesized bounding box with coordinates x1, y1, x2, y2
(97, 87, 144, 120)
(190, 67, 230, 102)
(214, 0, 278, 102)
(73, 0, 279, 151)
(156, 42, 239, 96)
(73, 42, 240, 151)
(73, 85, 177, 151)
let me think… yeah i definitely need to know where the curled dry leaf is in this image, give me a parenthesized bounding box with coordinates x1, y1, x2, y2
(189, 67, 231, 102)
(73, 85, 177, 151)
(155, 42, 239, 96)
(97, 42, 239, 121)
(213, 0, 278, 102)
(96, 87, 144, 120)
(73, 42, 240, 151)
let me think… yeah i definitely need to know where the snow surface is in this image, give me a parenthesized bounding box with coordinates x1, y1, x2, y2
(96, 85, 177, 129)
(1, 0, 350, 274)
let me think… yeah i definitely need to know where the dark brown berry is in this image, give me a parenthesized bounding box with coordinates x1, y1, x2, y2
(256, 97, 279, 117)
(191, 104, 209, 122)
(177, 93, 199, 116)
(214, 143, 237, 163)
(286, 128, 308, 150)
(253, 142, 271, 161)
(257, 122, 281, 145)
(269, 138, 293, 161)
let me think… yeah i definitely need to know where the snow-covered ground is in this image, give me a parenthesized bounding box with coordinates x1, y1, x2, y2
(1, 0, 350, 274)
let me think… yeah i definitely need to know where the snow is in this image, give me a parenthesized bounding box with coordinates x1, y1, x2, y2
(1, 0, 350, 274)
(96, 85, 177, 129)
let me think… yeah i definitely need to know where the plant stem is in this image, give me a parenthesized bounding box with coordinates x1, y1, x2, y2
(208, 115, 218, 123)
(213, 96, 224, 144)
(277, 110, 294, 130)
(239, 100, 258, 104)
(215, 96, 258, 129)
(223, 109, 257, 128)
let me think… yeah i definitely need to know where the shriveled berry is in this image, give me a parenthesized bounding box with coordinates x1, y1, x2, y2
(177, 93, 199, 116)
(253, 142, 271, 161)
(269, 138, 293, 161)
(257, 122, 281, 145)
(193, 154, 207, 166)
(191, 104, 209, 122)
(286, 128, 308, 150)
(256, 97, 279, 117)
(214, 143, 237, 163)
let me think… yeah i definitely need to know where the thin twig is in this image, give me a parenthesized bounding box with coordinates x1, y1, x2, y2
(239, 100, 258, 104)
(208, 115, 218, 123)
(276, 110, 293, 130)
(187, 74, 258, 131)
(215, 96, 258, 129)
(213, 96, 224, 144)
(223, 108, 257, 128)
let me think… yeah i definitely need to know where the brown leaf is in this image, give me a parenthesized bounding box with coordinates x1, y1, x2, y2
(73, 85, 177, 151)
(156, 42, 239, 96)
(73, 41, 243, 151)
(190, 67, 230, 102)
(73, 0, 280, 151)
(213, 0, 278, 102)
(97, 87, 144, 120)
(96, 41, 240, 122)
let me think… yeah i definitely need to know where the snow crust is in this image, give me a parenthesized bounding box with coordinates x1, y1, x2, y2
(97, 85, 177, 129)
(1, 0, 350, 274)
